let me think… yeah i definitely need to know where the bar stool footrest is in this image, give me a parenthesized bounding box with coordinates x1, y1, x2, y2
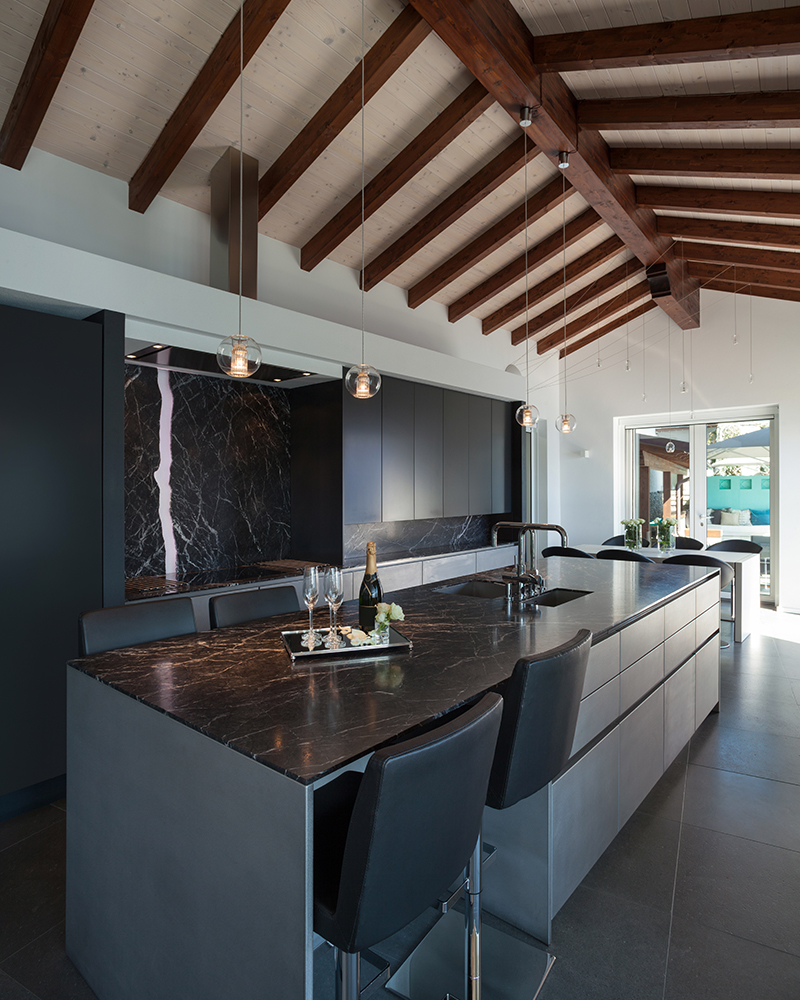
(437, 842, 497, 914)
(385, 906, 554, 1000)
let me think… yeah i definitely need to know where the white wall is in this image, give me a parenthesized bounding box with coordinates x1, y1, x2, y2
(0, 149, 525, 397)
(554, 288, 799, 613)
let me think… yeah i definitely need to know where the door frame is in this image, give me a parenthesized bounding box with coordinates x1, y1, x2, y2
(613, 404, 778, 603)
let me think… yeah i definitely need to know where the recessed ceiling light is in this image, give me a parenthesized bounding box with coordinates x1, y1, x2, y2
(302, 372, 311, 376)
(152, 344, 165, 349)
(273, 378, 282, 382)
(125, 354, 137, 359)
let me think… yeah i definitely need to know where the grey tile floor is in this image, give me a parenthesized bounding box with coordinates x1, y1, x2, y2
(2, 610, 800, 1000)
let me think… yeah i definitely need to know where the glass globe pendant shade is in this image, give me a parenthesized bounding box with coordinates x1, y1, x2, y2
(345, 363, 381, 399)
(515, 403, 539, 431)
(558, 413, 576, 434)
(665, 440, 676, 454)
(217, 334, 262, 378)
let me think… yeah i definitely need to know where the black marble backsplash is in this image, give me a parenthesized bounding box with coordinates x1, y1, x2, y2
(125, 365, 291, 578)
(343, 514, 507, 567)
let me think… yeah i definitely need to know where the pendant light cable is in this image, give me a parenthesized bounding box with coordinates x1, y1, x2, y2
(514, 117, 538, 429)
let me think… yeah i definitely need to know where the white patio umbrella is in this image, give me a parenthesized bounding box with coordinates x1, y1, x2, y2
(706, 427, 770, 466)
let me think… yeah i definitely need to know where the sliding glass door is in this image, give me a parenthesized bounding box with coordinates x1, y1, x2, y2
(623, 415, 774, 601)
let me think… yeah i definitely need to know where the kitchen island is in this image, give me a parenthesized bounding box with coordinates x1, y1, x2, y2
(66, 557, 720, 1000)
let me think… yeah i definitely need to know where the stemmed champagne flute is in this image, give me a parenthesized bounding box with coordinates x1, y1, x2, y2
(324, 567, 344, 650)
(301, 566, 322, 647)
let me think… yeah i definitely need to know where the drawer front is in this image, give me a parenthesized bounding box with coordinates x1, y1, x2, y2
(695, 637, 720, 727)
(695, 604, 720, 647)
(665, 589, 696, 639)
(621, 607, 665, 669)
(620, 643, 664, 715)
(476, 545, 515, 573)
(665, 620, 697, 674)
(582, 634, 621, 699)
(378, 561, 424, 594)
(664, 657, 696, 767)
(571, 675, 620, 757)
(619, 687, 665, 827)
(552, 730, 619, 914)
(695, 578, 720, 616)
(421, 552, 477, 584)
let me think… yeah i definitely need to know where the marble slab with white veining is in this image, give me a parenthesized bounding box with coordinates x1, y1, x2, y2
(70, 558, 716, 786)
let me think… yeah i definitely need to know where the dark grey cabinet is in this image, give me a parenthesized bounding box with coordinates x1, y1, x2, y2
(443, 390, 470, 517)
(491, 398, 512, 513)
(468, 395, 492, 514)
(343, 386, 381, 525)
(381, 377, 415, 522)
(414, 383, 443, 519)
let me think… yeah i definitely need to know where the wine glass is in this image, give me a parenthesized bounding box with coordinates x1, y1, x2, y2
(323, 567, 345, 649)
(301, 566, 322, 647)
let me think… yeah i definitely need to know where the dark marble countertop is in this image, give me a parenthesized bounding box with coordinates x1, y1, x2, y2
(72, 558, 715, 785)
(124, 559, 314, 601)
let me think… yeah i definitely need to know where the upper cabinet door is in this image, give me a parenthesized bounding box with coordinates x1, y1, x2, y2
(414, 383, 443, 520)
(343, 386, 382, 525)
(468, 395, 492, 514)
(443, 390, 469, 517)
(492, 398, 512, 514)
(381, 377, 415, 523)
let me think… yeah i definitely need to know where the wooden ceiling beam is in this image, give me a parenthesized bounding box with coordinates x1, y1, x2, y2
(674, 241, 800, 275)
(363, 135, 530, 291)
(701, 279, 800, 305)
(300, 80, 494, 272)
(610, 147, 800, 180)
(533, 7, 800, 72)
(407, 175, 572, 309)
(511, 259, 643, 346)
(656, 216, 800, 250)
(0, 0, 95, 170)
(579, 91, 800, 131)
(258, 5, 431, 220)
(559, 301, 659, 359)
(638, 186, 800, 219)
(532, 278, 652, 352)
(406, 0, 699, 330)
(481, 233, 625, 335)
(449, 208, 604, 324)
(128, 0, 292, 214)
(687, 260, 800, 293)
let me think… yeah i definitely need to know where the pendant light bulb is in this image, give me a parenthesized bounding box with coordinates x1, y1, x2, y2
(558, 413, 576, 434)
(345, 363, 381, 399)
(515, 403, 539, 431)
(217, 334, 262, 378)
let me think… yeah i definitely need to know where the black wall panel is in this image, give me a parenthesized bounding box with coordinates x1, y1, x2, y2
(414, 384, 443, 519)
(443, 390, 470, 517)
(468, 395, 492, 514)
(0, 303, 124, 801)
(342, 382, 382, 524)
(381, 377, 415, 522)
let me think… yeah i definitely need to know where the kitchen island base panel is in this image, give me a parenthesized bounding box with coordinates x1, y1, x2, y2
(66, 670, 313, 1000)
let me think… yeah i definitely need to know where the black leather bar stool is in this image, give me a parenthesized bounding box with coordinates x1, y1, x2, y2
(675, 536, 704, 550)
(209, 585, 299, 627)
(313, 692, 503, 1000)
(596, 548, 655, 563)
(388, 629, 592, 1000)
(79, 597, 197, 655)
(540, 545, 595, 558)
(603, 534, 650, 547)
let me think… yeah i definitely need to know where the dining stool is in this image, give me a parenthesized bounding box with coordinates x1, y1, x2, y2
(209, 585, 299, 627)
(540, 545, 595, 558)
(313, 692, 503, 1000)
(79, 597, 197, 655)
(596, 548, 655, 563)
(387, 629, 592, 1000)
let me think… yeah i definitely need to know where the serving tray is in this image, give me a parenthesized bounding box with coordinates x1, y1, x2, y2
(281, 626, 412, 662)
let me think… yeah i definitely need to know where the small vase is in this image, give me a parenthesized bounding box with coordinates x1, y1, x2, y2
(624, 524, 641, 549)
(658, 526, 674, 551)
(373, 626, 390, 645)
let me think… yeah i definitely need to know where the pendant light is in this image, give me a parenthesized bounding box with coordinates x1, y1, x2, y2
(217, 0, 262, 378)
(345, 0, 381, 400)
(557, 152, 575, 434)
(515, 115, 539, 432)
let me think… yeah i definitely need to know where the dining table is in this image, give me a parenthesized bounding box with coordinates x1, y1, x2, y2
(574, 543, 760, 643)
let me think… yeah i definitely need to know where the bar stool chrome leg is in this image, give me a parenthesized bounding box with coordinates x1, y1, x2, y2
(465, 828, 482, 1000)
(334, 948, 359, 1000)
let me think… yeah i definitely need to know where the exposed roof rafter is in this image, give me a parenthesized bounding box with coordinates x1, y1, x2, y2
(579, 91, 800, 131)
(558, 301, 659, 359)
(532, 278, 652, 351)
(610, 147, 800, 180)
(656, 217, 800, 250)
(638, 186, 800, 219)
(0, 0, 95, 170)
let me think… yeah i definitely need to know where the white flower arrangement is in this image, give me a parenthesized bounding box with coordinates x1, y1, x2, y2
(347, 603, 405, 646)
(374, 602, 405, 627)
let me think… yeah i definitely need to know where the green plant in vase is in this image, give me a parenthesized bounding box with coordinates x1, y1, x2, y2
(651, 516, 678, 551)
(621, 518, 645, 549)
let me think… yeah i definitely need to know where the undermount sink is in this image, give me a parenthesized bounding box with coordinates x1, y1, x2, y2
(435, 579, 507, 599)
(526, 587, 592, 607)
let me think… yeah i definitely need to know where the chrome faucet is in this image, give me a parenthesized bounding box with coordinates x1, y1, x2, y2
(491, 522, 569, 606)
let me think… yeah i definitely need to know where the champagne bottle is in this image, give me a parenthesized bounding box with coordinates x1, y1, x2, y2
(358, 542, 383, 632)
